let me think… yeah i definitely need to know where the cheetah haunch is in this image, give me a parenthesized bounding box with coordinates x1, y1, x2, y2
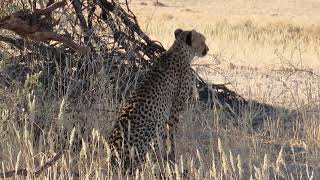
(108, 28, 209, 174)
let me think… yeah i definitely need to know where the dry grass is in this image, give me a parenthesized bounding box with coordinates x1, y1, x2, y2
(1, 0, 320, 179)
(132, 0, 320, 68)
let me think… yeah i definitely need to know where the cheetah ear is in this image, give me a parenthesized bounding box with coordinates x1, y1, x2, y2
(186, 31, 192, 46)
(174, 29, 183, 39)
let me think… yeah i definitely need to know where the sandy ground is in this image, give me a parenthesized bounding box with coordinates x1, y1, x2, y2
(135, 0, 320, 16)
(129, 0, 320, 109)
(133, 0, 320, 23)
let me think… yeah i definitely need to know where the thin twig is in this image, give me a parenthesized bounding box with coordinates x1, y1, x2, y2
(34, 0, 66, 15)
(125, 0, 138, 24)
(0, 150, 66, 178)
(98, 0, 166, 53)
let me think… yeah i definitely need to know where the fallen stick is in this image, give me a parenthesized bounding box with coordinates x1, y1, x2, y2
(0, 150, 66, 178)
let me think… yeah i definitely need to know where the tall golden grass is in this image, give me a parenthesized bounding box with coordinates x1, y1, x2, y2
(1, 0, 320, 179)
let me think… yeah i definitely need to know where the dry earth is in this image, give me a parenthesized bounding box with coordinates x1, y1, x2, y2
(131, 0, 320, 107)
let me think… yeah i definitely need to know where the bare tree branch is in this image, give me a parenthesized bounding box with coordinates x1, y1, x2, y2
(71, 0, 92, 44)
(98, 0, 166, 53)
(0, 0, 88, 53)
(28, 31, 88, 52)
(34, 0, 66, 15)
(47, 0, 55, 7)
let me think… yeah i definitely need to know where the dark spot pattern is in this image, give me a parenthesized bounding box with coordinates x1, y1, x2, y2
(107, 29, 208, 174)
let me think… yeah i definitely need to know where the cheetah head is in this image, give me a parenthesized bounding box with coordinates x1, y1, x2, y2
(174, 29, 209, 57)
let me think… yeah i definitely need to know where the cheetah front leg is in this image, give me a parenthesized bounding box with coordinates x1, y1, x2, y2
(164, 114, 179, 169)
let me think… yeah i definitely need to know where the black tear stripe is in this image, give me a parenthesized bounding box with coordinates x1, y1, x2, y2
(186, 32, 192, 46)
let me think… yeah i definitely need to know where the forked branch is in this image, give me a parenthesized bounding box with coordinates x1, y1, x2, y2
(34, 0, 67, 15)
(0, 0, 87, 53)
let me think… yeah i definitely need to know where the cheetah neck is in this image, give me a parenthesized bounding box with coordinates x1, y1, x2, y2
(166, 41, 195, 64)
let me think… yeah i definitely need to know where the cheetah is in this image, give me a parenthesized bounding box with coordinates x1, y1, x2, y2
(108, 28, 209, 174)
